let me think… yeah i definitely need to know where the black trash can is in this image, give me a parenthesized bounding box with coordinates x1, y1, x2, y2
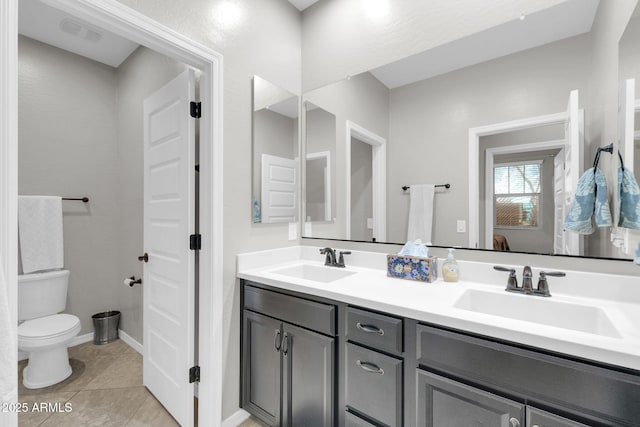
(92, 311, 120, 345)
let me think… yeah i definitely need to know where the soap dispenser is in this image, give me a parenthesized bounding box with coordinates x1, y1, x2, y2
(442, 248, 459, 282)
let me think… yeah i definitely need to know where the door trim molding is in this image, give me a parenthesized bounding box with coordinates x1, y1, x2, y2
(468, 111, 568, 249)
(345, 121, 387, 241)
(1, 1, 224, 426)
(306, 151, 332, 222)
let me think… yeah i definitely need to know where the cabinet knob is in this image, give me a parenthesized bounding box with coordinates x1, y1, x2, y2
(509, 418, 520, 427)
(274, 329, 282, 352)
(282, 332, 289, 355)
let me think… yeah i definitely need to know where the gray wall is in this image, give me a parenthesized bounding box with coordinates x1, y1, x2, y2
(252, 109, 298, 209)
(114, 0, 302, 419)
(350, 137, 373, 241)
(386, 34, 590, 247)
(115, 46, 187, 343)
(305, 72, 389, 239)
(18, 36, 120, 336)
(305, 106, 336, 223)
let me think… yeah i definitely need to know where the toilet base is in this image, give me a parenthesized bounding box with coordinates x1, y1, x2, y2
(22, 346, 72, 389)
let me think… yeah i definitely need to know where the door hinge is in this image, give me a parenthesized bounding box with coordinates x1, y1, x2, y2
(195, 164, 200, 173)
(190, 234, 202, 250)
(189, 365, 200, 383)
(190, 101, 201, 118)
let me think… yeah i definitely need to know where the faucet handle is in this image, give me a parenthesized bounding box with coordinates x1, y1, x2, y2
(494, 266, 518, 291)
(336, 251, 351, 268)
(534, 271, 566, 297)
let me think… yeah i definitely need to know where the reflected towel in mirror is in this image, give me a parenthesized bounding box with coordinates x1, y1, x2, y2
(407, 184, 435, 243)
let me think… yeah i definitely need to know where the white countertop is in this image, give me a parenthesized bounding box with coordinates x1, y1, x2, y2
(237, 246, 640, 371)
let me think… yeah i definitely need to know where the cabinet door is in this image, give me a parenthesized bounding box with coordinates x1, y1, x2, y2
(417, 370, 524, 427)
(242, 310, 282, 426)
(282, 323, 335, 427)
(527, 407, 590, 427)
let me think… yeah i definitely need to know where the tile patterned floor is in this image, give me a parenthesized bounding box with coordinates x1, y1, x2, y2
(18, 339, 178, 427)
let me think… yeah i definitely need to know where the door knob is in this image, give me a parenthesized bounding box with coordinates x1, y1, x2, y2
(138, 253, 149, 263)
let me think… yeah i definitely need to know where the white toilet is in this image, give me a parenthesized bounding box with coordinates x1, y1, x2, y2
(18, 270, 81, 389)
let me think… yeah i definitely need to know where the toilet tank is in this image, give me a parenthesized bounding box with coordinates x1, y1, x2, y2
(18, 270, 70, 322)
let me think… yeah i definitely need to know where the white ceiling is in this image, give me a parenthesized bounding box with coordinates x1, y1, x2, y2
(19, 0, 139, 68)
(370, 0, 600, 89)
(288, 0, 320, 12)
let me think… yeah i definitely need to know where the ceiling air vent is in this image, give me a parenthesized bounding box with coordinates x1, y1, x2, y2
(59, 18, 103, 43)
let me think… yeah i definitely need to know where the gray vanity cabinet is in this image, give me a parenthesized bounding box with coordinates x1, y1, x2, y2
(416, 369, 524, 427)
(241, 283, 336, 427)
(242, 310, 283, 426)
(526, 407, 590, 427)
(282, 322, 335, 427)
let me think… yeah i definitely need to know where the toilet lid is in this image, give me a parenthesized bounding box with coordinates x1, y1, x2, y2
(19, 314, 80, 339)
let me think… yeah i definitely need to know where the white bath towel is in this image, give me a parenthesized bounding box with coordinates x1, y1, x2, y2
(407, 184, 435, 243)
(18, 196, 64, 273)
(0, 253, 17, 411)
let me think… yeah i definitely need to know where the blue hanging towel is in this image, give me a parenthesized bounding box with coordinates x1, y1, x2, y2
(618, 165, 640, 229)
(564, 167, 612, 234)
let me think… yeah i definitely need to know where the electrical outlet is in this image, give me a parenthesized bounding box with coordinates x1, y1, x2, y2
(367, 218, 374, 229)
(304, 222, 313, 236)
(456, 220, 466, 233)
(288, 222, 297, 240)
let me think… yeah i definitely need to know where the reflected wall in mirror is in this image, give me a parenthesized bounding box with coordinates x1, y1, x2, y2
(252, 76, 299, 223)
(618, 1, 640, 255)
(302, 0, 637, 259)
(304, 102, 336, 223)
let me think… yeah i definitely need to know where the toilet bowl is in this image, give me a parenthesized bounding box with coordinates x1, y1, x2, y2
(18, 270, 81, 389)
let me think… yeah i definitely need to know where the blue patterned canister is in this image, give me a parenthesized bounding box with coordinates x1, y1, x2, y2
(386, 254, 438, 283)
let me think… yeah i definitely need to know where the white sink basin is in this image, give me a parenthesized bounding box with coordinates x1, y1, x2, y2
(270, 264, 357, 283)
(454, 289, 621, 338)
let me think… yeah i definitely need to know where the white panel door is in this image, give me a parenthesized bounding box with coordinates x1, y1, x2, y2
(261, 153, 298, 223)
(620, 79, 635, 175)
(553, 148, 565, 254)
(143, 69, 195, 426)
(563, 89, 583, 255)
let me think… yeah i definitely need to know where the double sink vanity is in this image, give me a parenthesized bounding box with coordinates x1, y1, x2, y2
(237, 246, 640, 427)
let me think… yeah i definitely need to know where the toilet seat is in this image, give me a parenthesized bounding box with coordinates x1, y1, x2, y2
(18, 314, 81, 350)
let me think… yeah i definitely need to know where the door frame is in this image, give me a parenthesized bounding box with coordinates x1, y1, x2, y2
(345, 120, 387, 241)
(468, 111, 577, 249)
(484, 139, 566, 250)
(306, 150, 332, 222)
(0, 1, 224, 426)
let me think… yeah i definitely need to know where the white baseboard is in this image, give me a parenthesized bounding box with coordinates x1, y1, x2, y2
(69, 332, 94, 347)
(118, 329, 143, 355)
(222, 409, 251, 427)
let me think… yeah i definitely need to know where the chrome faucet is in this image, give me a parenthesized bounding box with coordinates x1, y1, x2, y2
(521, 266, 533, 294)
(320, 248, 336, 266)
(495, 265, 565, 297)
(319, 248, 351, 267)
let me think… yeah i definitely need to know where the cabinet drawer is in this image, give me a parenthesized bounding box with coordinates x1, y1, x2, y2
(346, 343, 403, 427)
(346, 306, 403, 354)
(244, 284, 336, 336)
(345, 411, 379, 427)
(416, 324, 640, 425)
(526, 407, 590, 427)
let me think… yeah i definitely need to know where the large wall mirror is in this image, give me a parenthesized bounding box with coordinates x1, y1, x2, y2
(619, 2, 640, 255)
(252, 76, 299, 224)
(301, 0, 640, 260)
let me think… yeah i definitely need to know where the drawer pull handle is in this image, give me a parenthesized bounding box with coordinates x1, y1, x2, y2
(356, 360, 384, 375)
(509, 418, 520, 427)
(274, 329, 282, 352)
(356, 322, 384, 336)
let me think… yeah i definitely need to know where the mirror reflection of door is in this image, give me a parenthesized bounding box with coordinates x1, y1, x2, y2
(350, 137, 374, 241)
(304, 102, 336, 224)
(252, 76, 299, 224)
